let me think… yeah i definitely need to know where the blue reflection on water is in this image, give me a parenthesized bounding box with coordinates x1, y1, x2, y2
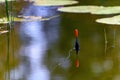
(10, 2, 61, 80)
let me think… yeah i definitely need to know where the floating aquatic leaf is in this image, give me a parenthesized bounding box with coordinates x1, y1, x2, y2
(0, 30, 8, 34)
(0, 0, 15, 3)
(58, 6, 103, 13)
(17, 15, 43, 20)
(0, 15, 59, 23)
(96, 15, 120, 25)
(17, 15, 60, 21)
(0, 17, 9, 24)
(58, 5, 120, 15)
(33, 0, 78, 6)
(16, 16, 49, 21)
(91, 6, 120, 15)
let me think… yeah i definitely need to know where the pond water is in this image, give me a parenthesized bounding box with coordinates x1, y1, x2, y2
(0, 0, 120, 80)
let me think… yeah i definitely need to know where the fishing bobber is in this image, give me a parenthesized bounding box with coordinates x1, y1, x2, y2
(74, 29, 78, 38)
(74, 29, 80, 54)
(33, 0, 78, 6)
(74, 29, 80, 68)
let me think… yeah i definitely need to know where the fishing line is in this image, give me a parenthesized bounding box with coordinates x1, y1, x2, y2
(51, 48, 74, 73)
(47, 15, 60, 20)
(41, 15, 60, 21)
(66, 48, 74, 60)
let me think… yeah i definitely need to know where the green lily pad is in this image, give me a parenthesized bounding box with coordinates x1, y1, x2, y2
(96, 15, 120, 25)
(0, 16, 44, 24)
(58, 5, 120, 15)
(0, 15, 60, 24)
(0, 0, 15, 3)
(0, 30, 8, 34)
(0, 18, 9, 24)
(91, 6, 120, 15)
(33, 0, 78, 6)
(58, 5, 104, 13)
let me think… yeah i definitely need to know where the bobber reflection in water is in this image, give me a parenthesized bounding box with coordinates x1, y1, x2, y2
(74, 29, 80, 68)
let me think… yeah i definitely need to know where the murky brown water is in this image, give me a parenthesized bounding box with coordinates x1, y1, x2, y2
(0, 0, 120, 80)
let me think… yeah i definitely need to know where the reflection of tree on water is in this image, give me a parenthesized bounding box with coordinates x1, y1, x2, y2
(9, 2, 61, 80)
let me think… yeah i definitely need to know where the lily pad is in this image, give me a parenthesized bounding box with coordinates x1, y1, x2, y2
(58, 5, 104, 13)
(0, 18, 9, 24)
(33, 0, 78, 6)
(0, 15, 58, 23)
(91, 6, 120, 15)
(58, 5, 120, 15)
(0, 0, 15, 3)
(96, 15, 120, 25)
(0, 30, 8, 34)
